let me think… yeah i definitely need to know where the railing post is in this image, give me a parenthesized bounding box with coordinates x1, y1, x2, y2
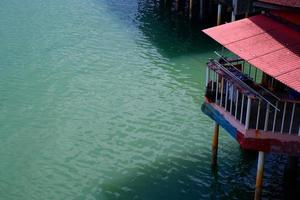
(215, 73, 219, 103)
(245, 97, 252, 130)
(211, 71, 215, 92)
(235, 89, 239, 119)
(280, 102, 287, 133)
(230, 85, 234, 114)
(272, 101, 278, 132)
(205, 66, 209, 87)
(264, 103, 270, 131)
(220, 77, 224, 106)
(225, 82, 229, 110)
(289, 103, 296, 134)
(256, 100, 261, 130)
(240, 94, 245, 124)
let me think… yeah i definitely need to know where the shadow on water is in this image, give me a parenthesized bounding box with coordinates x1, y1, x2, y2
(134, 0, 218, 59)
(97, 150, 258, 200)
(102, 0, 219, 59)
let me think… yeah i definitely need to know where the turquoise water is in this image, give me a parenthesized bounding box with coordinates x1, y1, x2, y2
(0, 0, 290, 199)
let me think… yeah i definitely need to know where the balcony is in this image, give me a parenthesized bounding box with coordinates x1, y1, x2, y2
(203, 54, 300, 142)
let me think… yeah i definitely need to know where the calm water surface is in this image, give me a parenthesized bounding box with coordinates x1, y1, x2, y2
(0, 0, 289, 199)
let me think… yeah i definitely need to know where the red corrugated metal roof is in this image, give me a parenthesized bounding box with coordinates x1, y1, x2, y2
(259, 0, 300, 8)
(203, 15, 300, 92)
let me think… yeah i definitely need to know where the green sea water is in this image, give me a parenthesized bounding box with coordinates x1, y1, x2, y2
(0, 0, 292, 199)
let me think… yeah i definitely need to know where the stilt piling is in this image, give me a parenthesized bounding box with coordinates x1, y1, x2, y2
(211, 123, 219, 167)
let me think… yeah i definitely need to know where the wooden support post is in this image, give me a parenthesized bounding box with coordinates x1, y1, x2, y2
(255, 151, 265, 200)
(211, 123, 219, 167)
(189, 0, 193, 20)
(217, 4, 222, 25)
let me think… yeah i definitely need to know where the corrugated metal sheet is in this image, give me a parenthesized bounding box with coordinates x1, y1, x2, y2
(259, 0, 300, 8)
(203, 15, 300, 92)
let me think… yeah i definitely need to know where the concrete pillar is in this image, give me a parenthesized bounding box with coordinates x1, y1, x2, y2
(217, 4, 222, 25)
(211, 123, 219, 167)
(254, 151, 265, 200)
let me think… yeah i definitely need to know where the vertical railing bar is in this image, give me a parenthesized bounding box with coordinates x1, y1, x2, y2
(209, 69, 211, 91)
(240, 94, 245, 124)
(230, 85, 234, 114)
(245, 97, 252, 130)
(272, 101, 278, 132)
(215, 73, 219, 103)
(211, 70, 215, 92)
(280, 102, 287, 134)
(264, 103, 270, 131)
(220, 77, 224, 107)
(256, 100, 261, 130)
(271, 78, 274, 89)
(235, 89, 239, 119)
(225, 81, 229, 110)
(206, 67, 209, 87)
(289, 103, 296, 134)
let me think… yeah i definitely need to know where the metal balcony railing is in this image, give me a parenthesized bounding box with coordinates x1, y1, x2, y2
(205, 55, 300, 135)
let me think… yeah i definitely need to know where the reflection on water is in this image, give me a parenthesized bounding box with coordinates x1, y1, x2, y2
(0, 0, 298, 199)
